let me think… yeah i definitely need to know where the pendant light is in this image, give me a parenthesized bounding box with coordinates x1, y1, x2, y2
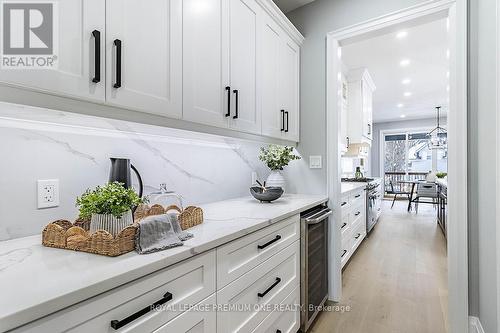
(427, 106, 447, 150)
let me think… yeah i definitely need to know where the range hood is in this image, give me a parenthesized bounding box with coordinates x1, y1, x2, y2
(342, 142, 370, 157)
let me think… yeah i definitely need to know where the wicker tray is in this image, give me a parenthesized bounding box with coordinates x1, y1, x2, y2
(134, 204, 203, 230)
(42, 219, 137, 257)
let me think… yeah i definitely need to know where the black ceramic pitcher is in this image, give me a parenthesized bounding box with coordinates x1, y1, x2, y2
(109, 158, 144, 198)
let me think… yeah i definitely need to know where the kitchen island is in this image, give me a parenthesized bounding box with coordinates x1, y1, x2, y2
(0, 194, 327, 332)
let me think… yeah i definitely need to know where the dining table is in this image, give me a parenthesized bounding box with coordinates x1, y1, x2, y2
(397, 179, 426, 212)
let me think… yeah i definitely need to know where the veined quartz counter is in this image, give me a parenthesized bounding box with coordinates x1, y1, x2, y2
(341, 182, 367, 195)
(0, 194, 327, 332)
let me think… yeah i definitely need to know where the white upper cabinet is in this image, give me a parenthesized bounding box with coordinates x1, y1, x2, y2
(0, 0, 303, 141)
(278, 35, 300, 141)
(106, 0, 182, 118)
(346, 68, 376, 145)
(227, 0, 261, 134)
(0, 0, 105, 102)
(183, 0, 230, 128)
(261, 15, 300, 141)
(340, 72, 349, 153)
(260, 18, 284, 138)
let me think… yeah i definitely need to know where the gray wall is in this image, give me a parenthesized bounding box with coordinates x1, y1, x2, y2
(284, 0, 429, 196)
(371, 117, 446, 177)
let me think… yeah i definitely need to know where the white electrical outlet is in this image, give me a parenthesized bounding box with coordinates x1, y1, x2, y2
(37, 179, 60, 209)
(251, 171, 258, 185)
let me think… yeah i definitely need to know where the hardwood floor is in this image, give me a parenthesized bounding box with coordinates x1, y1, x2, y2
(309, 200, 448, 333)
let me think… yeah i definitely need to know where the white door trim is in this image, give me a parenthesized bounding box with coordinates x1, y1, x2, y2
(325, 1, 468, 332)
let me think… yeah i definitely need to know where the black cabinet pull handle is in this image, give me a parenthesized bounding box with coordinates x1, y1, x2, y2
(355, 194, 361, 198)
(368, 124, 371, 135)
(233, 89, 239, 119)
(281, 110, 285, 131)
(341, 202, 347, 207)
(285, 111, 289, 132)
(355, 233, 361, 239)
(258, 277, 281, 298)
(91, 30, 101, 83)
(341, 222, 347, 229)
(225, 86, 231, 117)
(113, 39, 122, 88)
(110, 292, 172, 330)
(341, 250, 347, 258)
(346, 136, 350, 148)
(354, 211, 361, 216)
(257, 235, 281, 250)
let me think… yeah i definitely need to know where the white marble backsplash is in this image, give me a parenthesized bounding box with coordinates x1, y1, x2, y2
(0, 102, 301, 241)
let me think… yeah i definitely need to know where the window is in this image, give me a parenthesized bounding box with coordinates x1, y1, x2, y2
(384, 131, 447, 186)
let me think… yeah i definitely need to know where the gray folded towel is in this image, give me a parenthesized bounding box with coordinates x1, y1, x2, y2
(135, 213, 193, 254)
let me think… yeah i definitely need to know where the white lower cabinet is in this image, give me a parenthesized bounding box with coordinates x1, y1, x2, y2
(251, 285, 300, 333)
(152, 295, 216, 333)
(13, 216, 302, 333)
(340, 188, 366, 268)
(217, 241, 300, 333)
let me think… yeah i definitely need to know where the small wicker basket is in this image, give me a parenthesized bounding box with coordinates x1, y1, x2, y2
(134, 204, 203, 230)
(42, 219, 137, 257)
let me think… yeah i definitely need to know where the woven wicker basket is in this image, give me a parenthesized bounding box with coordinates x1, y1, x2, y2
(42, 219, 137, 257)
(134, 204, 203, 230)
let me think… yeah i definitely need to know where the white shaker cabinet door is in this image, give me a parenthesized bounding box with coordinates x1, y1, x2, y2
(228, 0, 261, 134)
(278, 36, 300, 142)
(260, 17, 284, 139)
(106, 0, 182, 117)
(0, 0, 105, 102)
(183, 0, 230, 128)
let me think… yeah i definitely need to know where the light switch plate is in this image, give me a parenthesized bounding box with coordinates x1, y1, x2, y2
(37, 179, 60, 209)
(309, 155, 322, 169)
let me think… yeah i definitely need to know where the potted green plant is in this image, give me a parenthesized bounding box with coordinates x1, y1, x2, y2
(436, 172, 447, 179)
(259, 145, 301, 190)
(76, 182, 145, 237)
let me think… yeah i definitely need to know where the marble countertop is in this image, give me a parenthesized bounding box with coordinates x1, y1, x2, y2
(341, 182, 367, 195)
(0, 194, 327, 332)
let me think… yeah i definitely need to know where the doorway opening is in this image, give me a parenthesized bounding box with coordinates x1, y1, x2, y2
(325, 1, 468, 332)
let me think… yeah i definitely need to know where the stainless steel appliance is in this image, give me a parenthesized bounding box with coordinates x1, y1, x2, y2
(367, 178, 382, 233)
(300, 205, 332, 332)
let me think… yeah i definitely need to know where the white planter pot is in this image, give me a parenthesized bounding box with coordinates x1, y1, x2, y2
(90, 210, 133, 237)
(266, 170, 286, 190)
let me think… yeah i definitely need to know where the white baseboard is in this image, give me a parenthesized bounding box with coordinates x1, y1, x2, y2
(469, 316, 485, 333)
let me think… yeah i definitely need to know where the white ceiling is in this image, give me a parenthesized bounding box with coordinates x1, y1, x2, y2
(273, 0, 316, 13)
(341, 18, 450, 123)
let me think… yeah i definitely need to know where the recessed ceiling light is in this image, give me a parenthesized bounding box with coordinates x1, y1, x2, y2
(400, 59, 410, 67)
(400, 115, 406, 118)
(403, 92, 412, 97)
(397, 103, 404, 108)
(402, 78, 411, 85)
(446, 71, 450, 78)
(446, 49, 450, 59)
(396, 31, 408, 39)
(446, 85, 450, 92)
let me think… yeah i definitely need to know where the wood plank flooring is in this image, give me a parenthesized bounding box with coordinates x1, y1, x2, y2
(309, 200, 448, 333)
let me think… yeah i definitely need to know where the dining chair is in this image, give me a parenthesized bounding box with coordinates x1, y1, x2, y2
(385, 181, 411, 209)
(413, 182, 438, 213)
